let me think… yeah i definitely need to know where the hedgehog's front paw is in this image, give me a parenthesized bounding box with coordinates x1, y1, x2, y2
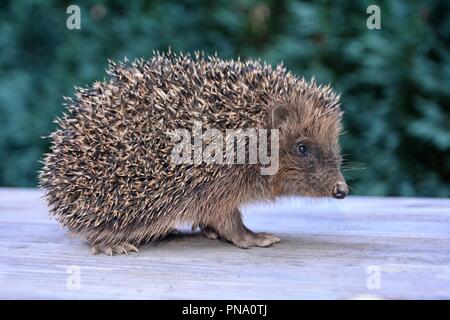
(232, 232, 281, 249)
(91, 243, 139, 256)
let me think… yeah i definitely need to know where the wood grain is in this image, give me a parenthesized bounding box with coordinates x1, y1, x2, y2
(0, 188, 449, 299)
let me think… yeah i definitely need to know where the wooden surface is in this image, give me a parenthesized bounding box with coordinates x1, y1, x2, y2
(0, 188, 449, 299)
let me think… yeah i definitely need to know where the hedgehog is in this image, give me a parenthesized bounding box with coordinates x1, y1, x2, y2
(39, 51, 348, 255)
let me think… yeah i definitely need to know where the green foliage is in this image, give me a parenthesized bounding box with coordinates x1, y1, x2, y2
(0, 0, 449, 196)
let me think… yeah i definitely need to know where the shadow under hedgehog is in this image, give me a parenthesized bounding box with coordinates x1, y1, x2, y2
(39, 51, 348, 255)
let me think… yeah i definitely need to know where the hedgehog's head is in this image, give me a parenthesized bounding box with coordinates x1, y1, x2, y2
(269, 92, 348, 199)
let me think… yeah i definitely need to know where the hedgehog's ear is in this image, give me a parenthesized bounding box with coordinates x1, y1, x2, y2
(271, 104, 292, 129)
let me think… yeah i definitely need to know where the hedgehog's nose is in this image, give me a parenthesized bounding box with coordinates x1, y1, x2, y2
(332, 182, 348, 199)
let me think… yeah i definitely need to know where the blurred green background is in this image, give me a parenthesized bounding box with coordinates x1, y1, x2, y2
(0, 0, 449, 196)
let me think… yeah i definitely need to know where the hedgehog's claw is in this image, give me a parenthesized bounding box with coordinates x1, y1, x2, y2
(91, 243, 139, 256)
(253, 232, 281, 247)
(113, 245, 127, 255)
(123, 243, 139, 253)
(104, 247, 113, 256)
(232, 232, 281, 249)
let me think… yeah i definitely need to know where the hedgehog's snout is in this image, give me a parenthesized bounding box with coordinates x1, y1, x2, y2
(332, 181, 348, 199)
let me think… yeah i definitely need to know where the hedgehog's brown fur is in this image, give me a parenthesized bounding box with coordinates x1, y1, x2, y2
(39, 51, 347, 254)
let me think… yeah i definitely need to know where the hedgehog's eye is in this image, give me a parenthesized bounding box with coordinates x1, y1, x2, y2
(296, 143, 308, 156)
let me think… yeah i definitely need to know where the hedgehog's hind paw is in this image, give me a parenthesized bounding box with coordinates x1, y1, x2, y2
(201, 226, 219, 240)
(91, 243, 139, 256)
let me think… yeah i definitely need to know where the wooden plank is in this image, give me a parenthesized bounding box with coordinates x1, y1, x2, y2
(0, 188, 449, 299)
